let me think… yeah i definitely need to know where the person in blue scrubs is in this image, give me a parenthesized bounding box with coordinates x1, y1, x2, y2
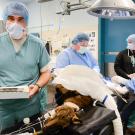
(55, 33, 100, 105)
(0, 2, 51, 132)
(55, 33, 100, 73)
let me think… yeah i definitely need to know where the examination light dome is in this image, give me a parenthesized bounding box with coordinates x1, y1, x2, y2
(87, 0, 135, 19)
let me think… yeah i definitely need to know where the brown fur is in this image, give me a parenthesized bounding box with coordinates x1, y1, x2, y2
(56, 84, 93, 108)
(44, 106, 80, 128)
(44, 84, 93, 128)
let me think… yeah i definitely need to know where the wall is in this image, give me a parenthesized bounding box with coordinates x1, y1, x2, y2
(28, 0, 98, 33)
(99, 19, 135, 76)
(28, 0, 99, 59)
(0, 0, 9, 19)
(0, 0, 99, 59)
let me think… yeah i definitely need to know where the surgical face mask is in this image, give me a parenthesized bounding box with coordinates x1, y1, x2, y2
(77, 46, 88, 54)
(6, 23, 26, 40)
(127, 43, 135, 50)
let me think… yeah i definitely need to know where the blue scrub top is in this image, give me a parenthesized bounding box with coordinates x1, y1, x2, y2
(0, 32, 50, 123)
(56, 47, 100, 72)
(126, 79, 135, 93)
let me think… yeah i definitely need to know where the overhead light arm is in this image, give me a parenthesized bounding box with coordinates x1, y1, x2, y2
(36, 0, 91, 15)
(56, 0, 89, 15)
(37, 0, 135, 20)
(56, 5, 87, 15)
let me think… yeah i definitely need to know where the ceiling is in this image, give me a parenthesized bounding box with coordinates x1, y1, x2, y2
(0, 0, 33, 4)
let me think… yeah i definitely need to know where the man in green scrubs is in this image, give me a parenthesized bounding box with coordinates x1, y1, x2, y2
(0, 2, 51, 132)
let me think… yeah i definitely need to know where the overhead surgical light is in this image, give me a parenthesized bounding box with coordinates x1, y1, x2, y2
(87, 0, 135, 19)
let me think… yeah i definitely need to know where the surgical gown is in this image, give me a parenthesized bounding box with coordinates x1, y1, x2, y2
(56, 48, 100, 72)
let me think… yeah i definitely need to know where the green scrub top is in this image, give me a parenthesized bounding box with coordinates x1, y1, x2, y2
(0, 32, 50, 130)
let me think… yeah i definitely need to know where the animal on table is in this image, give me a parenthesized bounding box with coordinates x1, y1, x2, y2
(52, 65, 124, 135)
(44, 84, 93, 128)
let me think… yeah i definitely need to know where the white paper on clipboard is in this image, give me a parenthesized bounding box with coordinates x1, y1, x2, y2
(0, 86, 29, 99)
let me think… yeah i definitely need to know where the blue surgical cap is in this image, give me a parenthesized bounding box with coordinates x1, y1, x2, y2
(3, 2, 29, 24)
(127, 34, 135, 44)
(72, 33, 89, 45)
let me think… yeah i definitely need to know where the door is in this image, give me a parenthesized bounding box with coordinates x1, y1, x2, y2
(98, 19, 135, 76)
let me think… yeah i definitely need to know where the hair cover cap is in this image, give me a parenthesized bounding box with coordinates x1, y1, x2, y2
(127, 34, 135, 44)
(72, 33, 89, 45)
(3, 2, 29, 24)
